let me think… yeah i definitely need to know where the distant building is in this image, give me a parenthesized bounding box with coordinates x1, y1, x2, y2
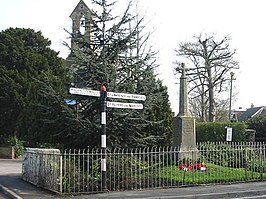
(236, 105, 266, 122)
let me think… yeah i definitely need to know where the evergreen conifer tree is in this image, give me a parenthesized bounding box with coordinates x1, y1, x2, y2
(66, 0, 173, 148)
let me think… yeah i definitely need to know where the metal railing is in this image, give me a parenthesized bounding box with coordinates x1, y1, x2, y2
(22, 142, 266, 194)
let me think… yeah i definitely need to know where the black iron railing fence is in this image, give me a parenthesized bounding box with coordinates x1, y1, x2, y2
(22, 142, 266, 194)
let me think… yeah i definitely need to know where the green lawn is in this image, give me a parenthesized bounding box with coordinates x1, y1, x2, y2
(145, 163, 266, 184)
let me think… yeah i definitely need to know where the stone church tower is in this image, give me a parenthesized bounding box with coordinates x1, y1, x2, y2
(66, 0, 92, 64)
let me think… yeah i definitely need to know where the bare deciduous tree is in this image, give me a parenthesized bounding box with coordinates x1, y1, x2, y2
(175, 34, 239, 122)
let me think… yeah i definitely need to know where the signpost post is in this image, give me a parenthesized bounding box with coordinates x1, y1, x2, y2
(69, 86, 146, 191)
(100, 85, 107, 191)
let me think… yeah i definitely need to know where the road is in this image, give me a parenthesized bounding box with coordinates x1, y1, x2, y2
(0, 159, 22, 175)
(0, 159, 21, 199)
(0, 159, 64, 198)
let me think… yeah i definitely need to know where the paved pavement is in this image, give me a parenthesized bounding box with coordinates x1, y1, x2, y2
(1, 159, 266, 199)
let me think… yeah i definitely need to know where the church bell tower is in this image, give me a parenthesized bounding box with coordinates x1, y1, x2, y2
(69, 0, 91, 52)
(66, 0, 92, 87)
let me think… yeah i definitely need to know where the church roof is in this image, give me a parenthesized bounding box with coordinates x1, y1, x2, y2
(70, 0, 90, 18)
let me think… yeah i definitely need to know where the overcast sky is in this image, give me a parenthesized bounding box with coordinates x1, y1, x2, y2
(1, 0, 265, 114)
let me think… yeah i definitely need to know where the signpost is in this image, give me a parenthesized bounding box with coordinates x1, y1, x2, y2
(69, 87, 146, 101)
(69, 86, 146, 191)
(107, 101, 143, 109)
(100, 85, 107, 191)
(64, 99, 77, 105)
(69, 87, 100, 97)
(107, 91, 146, 101)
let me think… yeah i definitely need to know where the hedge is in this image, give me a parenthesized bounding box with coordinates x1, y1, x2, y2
(196, 122, 248, 143)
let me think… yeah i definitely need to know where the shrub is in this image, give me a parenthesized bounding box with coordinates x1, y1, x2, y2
(247, 115, 266, 142)
(199, 142, 265, 172)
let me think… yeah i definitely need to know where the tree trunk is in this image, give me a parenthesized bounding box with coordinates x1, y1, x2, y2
(200, 85, 205, 122)
(206, 62, 215, 122)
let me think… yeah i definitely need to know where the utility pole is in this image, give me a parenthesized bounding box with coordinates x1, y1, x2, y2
(228, 72, 235, 121)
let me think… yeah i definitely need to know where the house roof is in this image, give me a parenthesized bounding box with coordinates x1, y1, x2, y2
(238, 106, 266, 121)
(234, 110, 245, 119)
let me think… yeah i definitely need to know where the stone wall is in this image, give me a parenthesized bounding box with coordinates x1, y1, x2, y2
(22, 148, 61, 192)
